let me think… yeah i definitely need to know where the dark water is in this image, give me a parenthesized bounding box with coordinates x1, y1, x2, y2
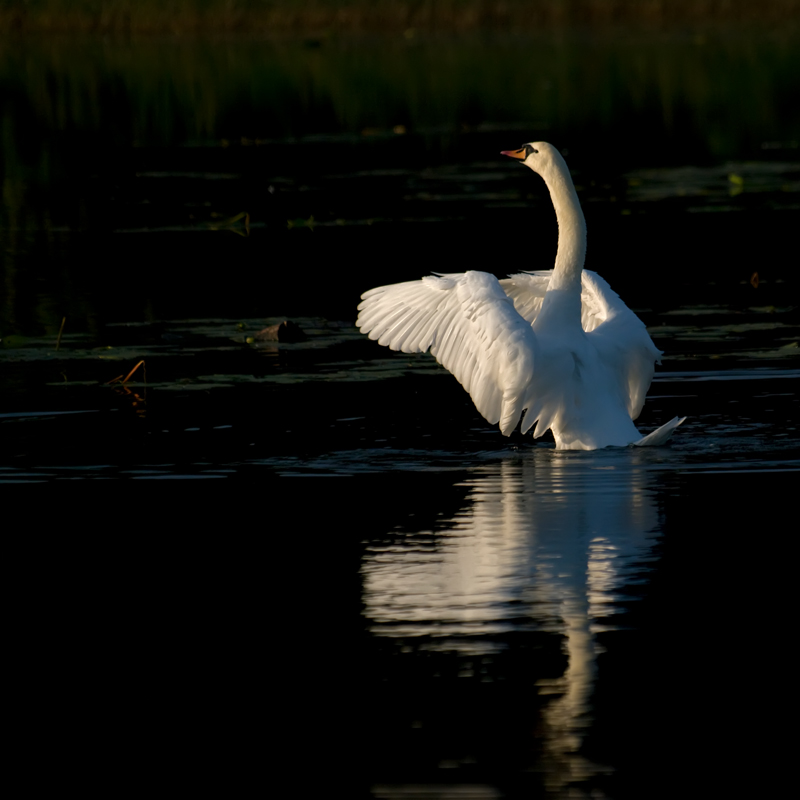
(2, 29, 799, 798)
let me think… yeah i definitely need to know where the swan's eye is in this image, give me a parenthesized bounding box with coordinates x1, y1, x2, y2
(524, 144, 538, 157)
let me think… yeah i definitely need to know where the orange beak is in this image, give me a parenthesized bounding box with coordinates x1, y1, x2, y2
(501, 147, 527, 160)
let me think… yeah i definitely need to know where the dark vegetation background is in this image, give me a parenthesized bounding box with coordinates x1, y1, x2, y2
(3, 19, 798, 336)
(3, 0, 800, 33)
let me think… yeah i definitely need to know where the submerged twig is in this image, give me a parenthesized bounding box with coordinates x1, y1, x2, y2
(55, 317, 66, 351)
(105, 360, 145, 385)
(122, 360, 146, 383)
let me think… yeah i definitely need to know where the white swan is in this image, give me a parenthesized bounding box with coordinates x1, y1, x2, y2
(356, 142, 684, 450)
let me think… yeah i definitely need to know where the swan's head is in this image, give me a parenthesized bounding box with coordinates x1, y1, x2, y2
(501, 141, 567, 178)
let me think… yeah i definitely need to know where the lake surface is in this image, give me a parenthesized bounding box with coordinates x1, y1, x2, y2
(2, 28, 799, 798)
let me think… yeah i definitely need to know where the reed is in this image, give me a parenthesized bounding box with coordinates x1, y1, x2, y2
(2, 0, 800, 35)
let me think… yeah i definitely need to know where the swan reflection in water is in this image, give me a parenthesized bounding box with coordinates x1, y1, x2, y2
(361, 448, 660, 792)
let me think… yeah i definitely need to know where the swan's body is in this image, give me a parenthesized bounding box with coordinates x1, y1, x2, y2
(356, 142, 684, 450)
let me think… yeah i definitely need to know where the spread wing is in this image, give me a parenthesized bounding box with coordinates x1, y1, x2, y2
(357, 271, 539, 435)
(581, 271, 662, 420)
(501, 269, 661, 420)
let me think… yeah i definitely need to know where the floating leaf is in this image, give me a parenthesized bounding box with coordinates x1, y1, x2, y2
(287, 215, 316, 231)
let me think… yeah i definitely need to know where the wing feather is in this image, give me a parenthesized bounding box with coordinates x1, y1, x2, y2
(357, 271, 539, 434)
(387, 307, 426, 351)
(581, 271, 662, 419)
(499, 271, 551, 325)
(501, 269, 619, 331)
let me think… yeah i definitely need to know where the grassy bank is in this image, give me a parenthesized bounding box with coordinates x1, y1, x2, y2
(2, 0, 800, 35)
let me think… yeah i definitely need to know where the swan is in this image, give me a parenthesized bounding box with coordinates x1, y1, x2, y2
(356, 142, 684, 450)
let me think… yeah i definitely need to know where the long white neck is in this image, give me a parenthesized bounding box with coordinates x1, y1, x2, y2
(543, 165, 586, 293)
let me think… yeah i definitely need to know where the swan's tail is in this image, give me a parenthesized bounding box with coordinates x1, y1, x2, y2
(632, 416, 686, 447)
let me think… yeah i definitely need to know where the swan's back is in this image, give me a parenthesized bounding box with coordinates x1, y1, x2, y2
(500, 269, 632, 332)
